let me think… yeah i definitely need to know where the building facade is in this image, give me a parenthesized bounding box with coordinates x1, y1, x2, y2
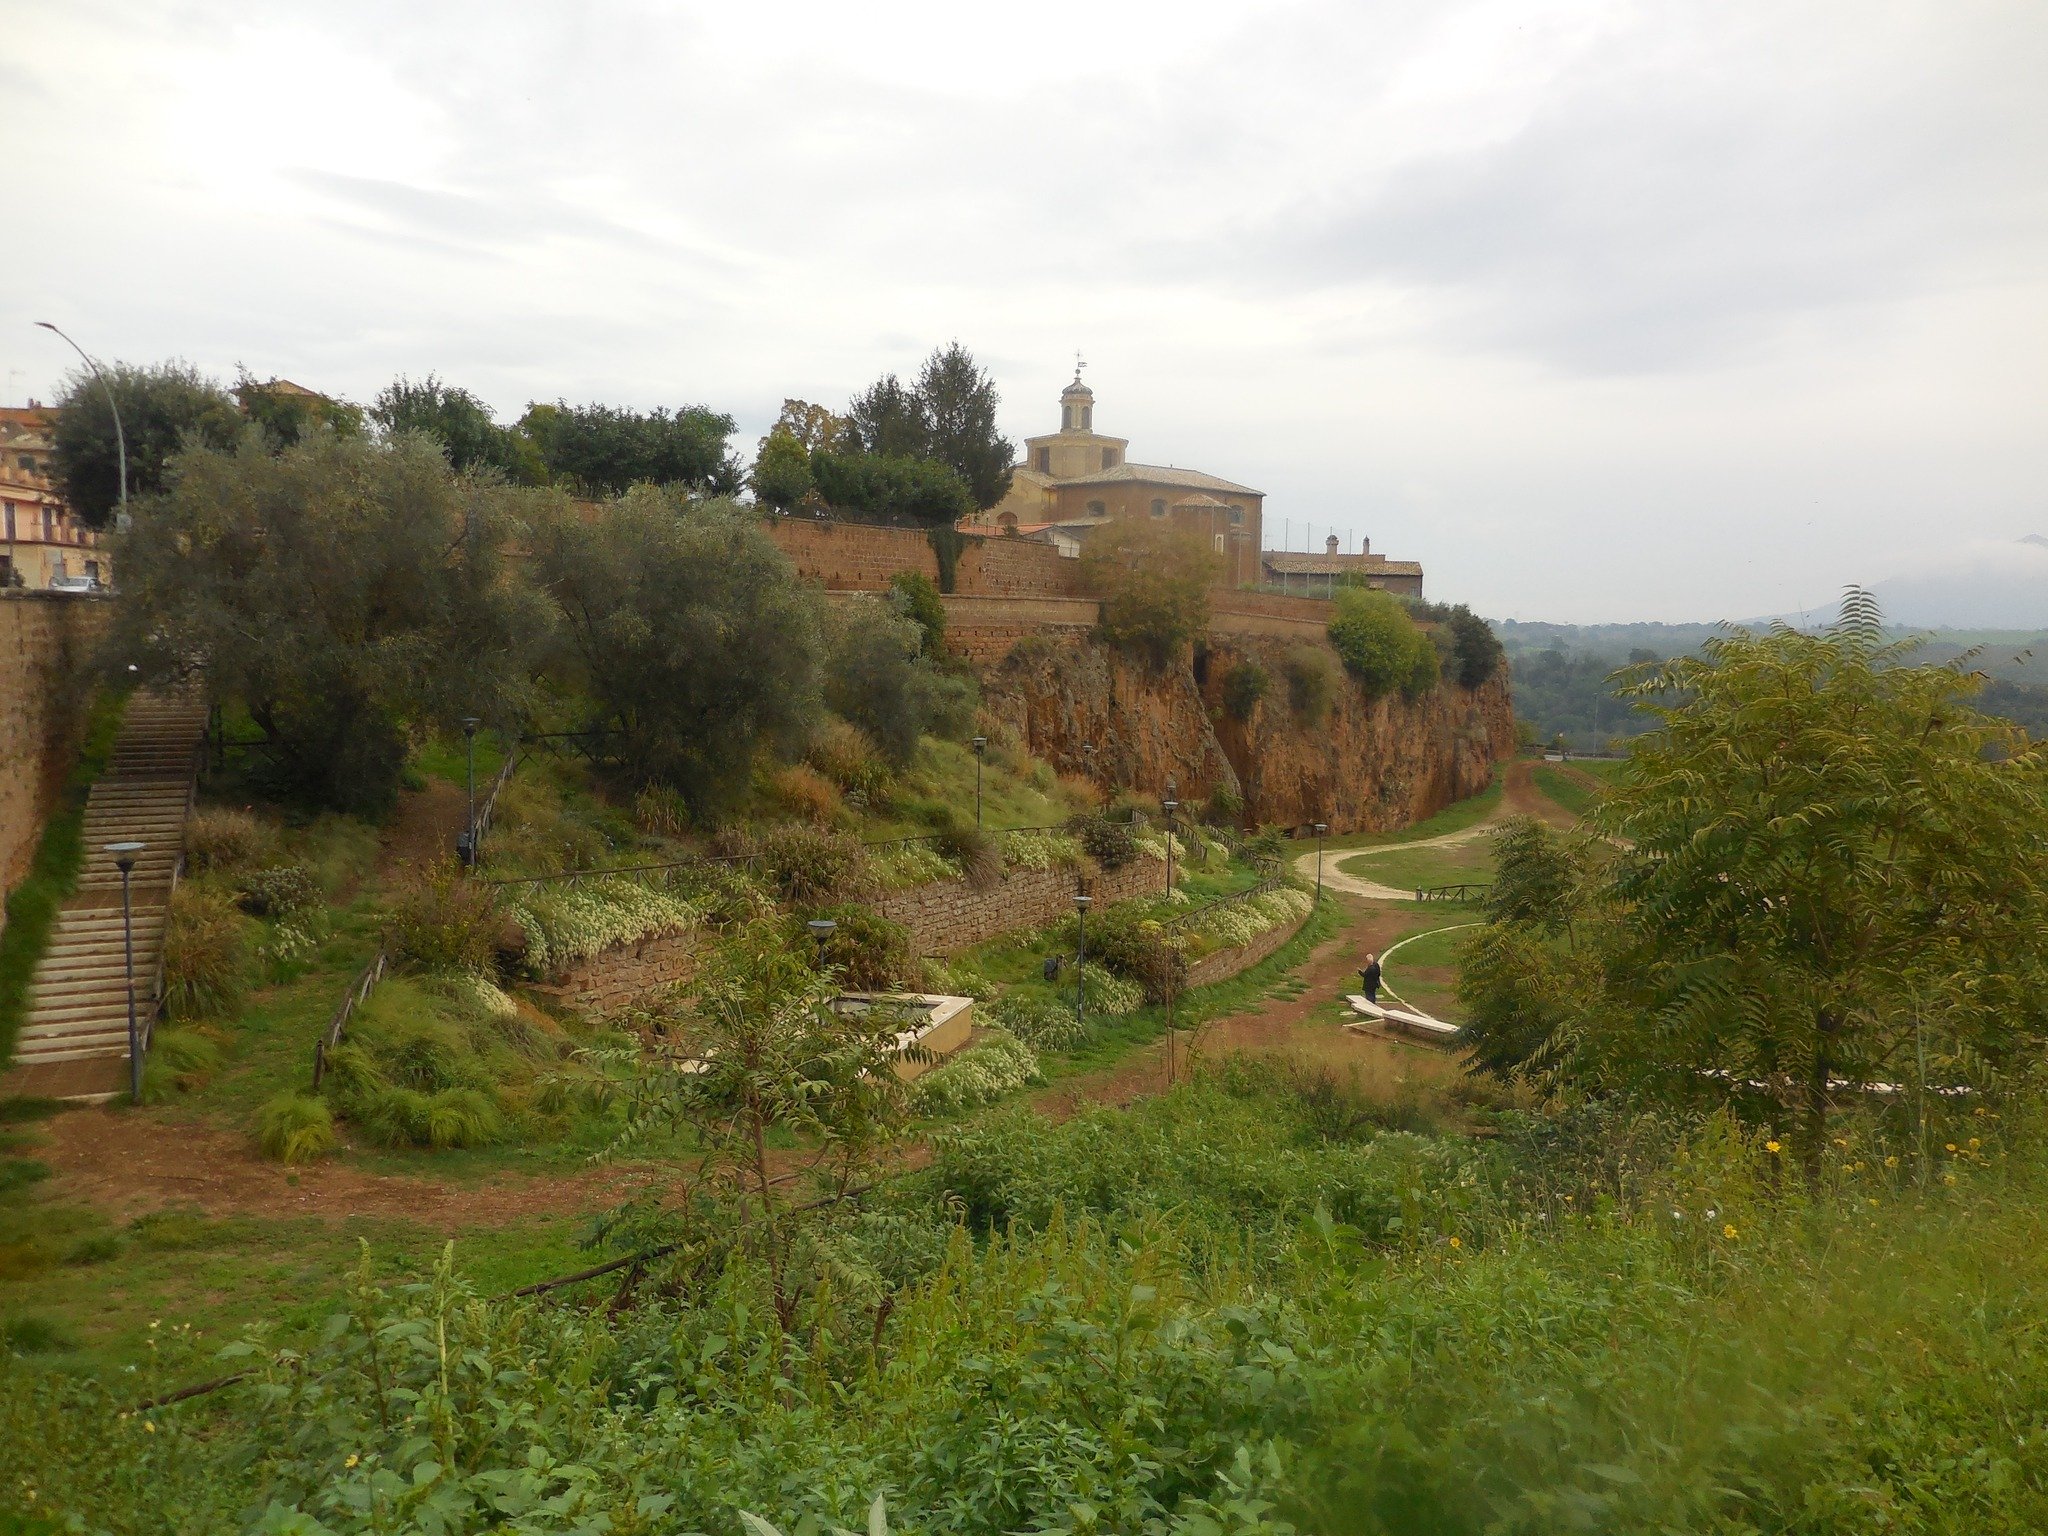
(977, 375, 1266, 587)
(0, 406, 107, 590)
(1261, 534, 1423, 599)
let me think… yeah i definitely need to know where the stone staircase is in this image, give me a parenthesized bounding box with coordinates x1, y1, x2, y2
(3, 690, 206, 1102)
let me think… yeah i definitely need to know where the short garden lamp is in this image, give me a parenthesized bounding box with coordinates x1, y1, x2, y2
(1073, 893, 1092, 1028)
(1314, 823, 1328, 901)
(104, 841, 146, 1102)
(807, 918, 837, 971)
(972, 735, 988, 829)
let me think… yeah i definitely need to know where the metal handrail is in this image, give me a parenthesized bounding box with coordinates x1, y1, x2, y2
(1162, 876, 1285, 932)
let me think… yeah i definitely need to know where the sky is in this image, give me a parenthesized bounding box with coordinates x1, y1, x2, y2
(3, 0, 2044, 624)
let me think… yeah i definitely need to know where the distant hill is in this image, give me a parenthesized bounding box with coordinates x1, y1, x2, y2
(1492, 617, 2048, 750)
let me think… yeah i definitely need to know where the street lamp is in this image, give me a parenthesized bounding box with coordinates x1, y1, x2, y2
(972, 735, 987, 830)
(807, 918, 838, 972)
(1073, 892, 1091, 1030)
(105, 841, 145, 1102)
(35, 323, 127, 527)
(1162, 775, 1179, 896)
(459, 717, 481, 867)
(1314, 822, 1328, 903)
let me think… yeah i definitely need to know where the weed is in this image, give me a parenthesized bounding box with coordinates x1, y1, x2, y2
(160, 885, 252, 1021)
(183, 807, 271, 874)
(60, 1232, 121, 1266)
(0, 1315, 77, 1354)
(256, 1093, 336, 1164)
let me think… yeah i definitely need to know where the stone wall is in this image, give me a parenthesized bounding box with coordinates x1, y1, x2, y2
(0, 593, 107, 931)
(765, 517, 1084, 600)
(877, 853, 1168, 956)
(1184, 904, 1313, 989)
(528, 929, 702, 1016)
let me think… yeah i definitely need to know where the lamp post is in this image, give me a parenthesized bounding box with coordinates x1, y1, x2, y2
(807, 919, 838, 980)
(972, 735, 987, 830)
(105, 842, 145, 1102)
(1073, 892, 1091, 1030)
(459, 718, 480, 866)
(35, 323, 127, 527)
(1314, 822, 1328, 903)
(1163, 778, 1179, 1087)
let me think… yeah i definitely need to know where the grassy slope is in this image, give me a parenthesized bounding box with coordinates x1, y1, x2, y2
(1326, 775, 1502, 851)
(1338, 841, 1496, 893)
(0, 692, 123, 1072)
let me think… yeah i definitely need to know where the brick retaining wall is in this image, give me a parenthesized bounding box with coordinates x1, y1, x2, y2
(528, 929, 702, 1016)
(0, 593, 107, 933)
(877, 853, 1168, 956)
(1182, 903, 1314, 989)
(765, 517, 1085, 599)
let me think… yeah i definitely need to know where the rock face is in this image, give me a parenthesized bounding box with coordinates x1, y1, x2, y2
(981, 632, 1514, 836)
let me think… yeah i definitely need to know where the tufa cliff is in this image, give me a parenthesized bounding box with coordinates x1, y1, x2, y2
(981, 631, 1514, 835)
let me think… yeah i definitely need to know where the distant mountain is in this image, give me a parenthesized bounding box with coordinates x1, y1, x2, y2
(1869, 536, 2048, 629)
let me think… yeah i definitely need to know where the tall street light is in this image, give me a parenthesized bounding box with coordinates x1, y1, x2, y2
(105, 841, 145, 1102)
(35, 323, 127, 526)
(1314, 822, 1328, 903)
(972, 735, 987, 830)
(1162, 777, 1179, 1087)
(1073, 892, 1091, 1031)
(459, 717, 481, 866)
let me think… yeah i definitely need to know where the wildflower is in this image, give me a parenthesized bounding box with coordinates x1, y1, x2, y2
(1765, 1140, 1781, 1154)
(1884, 1155, 1898, 1168)
(345, 1454, 359, 1469)
(1868, 1198, 1880, 1207)
(1448, 1237, 1462, 1250)
(1705, 1208, 1718, 1220)
(143, 1422, 155, 1434)
(1969, 1137, 1981, 1150)
(1943, 1173, 1957, 1186)
(1945, 1143, 1957, 1153)
(1723, 1223, 1739, 1239)
(1672, 1209, 1684, 1221)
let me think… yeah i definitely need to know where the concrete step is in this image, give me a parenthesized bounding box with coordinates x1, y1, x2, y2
(26, 1000, 143, 1026)
(21, 1019, 132, 1044)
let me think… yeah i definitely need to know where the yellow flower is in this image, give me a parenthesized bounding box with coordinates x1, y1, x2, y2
(1968, 1137, 1981, 1150)
(1723, 1223, 1739, 1239)
(143, 1422, 155, 1434)
(1884, 1156, 1898, 1168)
(1448, 1236, 1462, 1250)
(1765, 1140, 1782, 1155)
(1868, 1198, 1879, 1207)
(1943, 1173, 1958, 1186)
(1945, 1143, 1957, 1153)
(345, 1454, 359, 1469)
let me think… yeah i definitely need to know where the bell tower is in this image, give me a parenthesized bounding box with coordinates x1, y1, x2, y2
(1059, 373, 1094, 433)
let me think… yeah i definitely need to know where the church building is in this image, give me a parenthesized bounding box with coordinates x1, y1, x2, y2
(974, 374, 1265, 588)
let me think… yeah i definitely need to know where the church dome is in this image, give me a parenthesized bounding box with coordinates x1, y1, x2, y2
(1061, 374, 1093, 398)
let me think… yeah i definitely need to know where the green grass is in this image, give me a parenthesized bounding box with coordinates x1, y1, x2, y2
(1532, 764, 1601, 818)
(1338, 839, 1495, 894)
(0, 690, 124, 1074)
(1326, 774, 1501, 850)
(851, 736, 1088, 841)
(1380, 921, 1478, 1022)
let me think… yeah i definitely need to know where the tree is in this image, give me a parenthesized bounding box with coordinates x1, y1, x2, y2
(105, 433, 542, 815)
(527, 491, 822, 816)
(809, 450, 975, 528)
(886, 570, 949, 658)
(846, 345, 1015, 511)
(369, 375, 543, 483)
(909, 343, 1014, 510)
(1221, 660, 1269, 721)
(519, 400, 740, 497)
(822, 596, 976, 766)
(51, 361, 242, 527)
(1081, 520, 1222, 669)
(750, 428, 814, 512)
(764, 398, 852, 455)
(232, 373, 365, 448)
(1327, 588, 1436, 699)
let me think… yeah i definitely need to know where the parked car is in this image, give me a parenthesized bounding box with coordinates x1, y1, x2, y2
(48, 573, 103, 593)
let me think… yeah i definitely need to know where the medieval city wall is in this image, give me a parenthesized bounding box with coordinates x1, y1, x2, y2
(0, 593, 107, 929)
(875, 852, 1168, 957)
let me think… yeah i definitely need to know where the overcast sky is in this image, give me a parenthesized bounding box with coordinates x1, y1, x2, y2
(5, 0, 2044, 623)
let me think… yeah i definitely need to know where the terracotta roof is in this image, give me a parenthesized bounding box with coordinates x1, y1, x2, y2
(1173, 492, 1230, 509)
(1263, 552, 1423, 577)
(1055, 461, 1263, 497)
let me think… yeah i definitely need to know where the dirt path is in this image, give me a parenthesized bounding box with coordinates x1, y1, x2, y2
(378, 779, 469, 876)
(1300, 759, 1574, 899)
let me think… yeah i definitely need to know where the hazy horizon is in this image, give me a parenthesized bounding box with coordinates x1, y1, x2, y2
(4, 1, 2044, 624)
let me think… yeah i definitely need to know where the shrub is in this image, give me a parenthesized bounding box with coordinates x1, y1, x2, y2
(1001, 831, 1085, 872)
(1056, 903, 1186, 1002)
(910, 1030, 1042, 1117)
(1068, 813, 1138, 870)
(1326, 588, 1438, 699)
(1082, 520, 1222, 668)
(160, 884, 251, 1021)
(823, 596, 977, 766)
(804, 904, 915, 991)
(1221, 660, 1269, 721)
(183, 808, 269, 874)
(1203, 784, 1244, 828)
(62, 1232, 121, 1266)
(874, 840, 962, 889)
(385, 860, 501, 974)
(930, 819, 1001, 889)
(236, 864, 318, 918)
(989, 991, 1096, 1052)
(351, 1085, 503, 1150)
(632, 784, 691, 837)
(806, 717, 888, 796)
(1282, 645, 1341, 723)
(767, 763, 845, 826)
(887, 569, 949, 658)
(736, 824, 876, 906)
(139, 1026, 226, 1101)
(257, 1092, 336, 1164)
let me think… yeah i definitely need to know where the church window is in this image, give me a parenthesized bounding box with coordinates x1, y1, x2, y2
(1087, 500, 1107, 518)
(1150, 498, 1166, 518)
(1081, 404, 1093, 430)
(1102, 447, 1118, 469)
(1036, 447, 1051, 472)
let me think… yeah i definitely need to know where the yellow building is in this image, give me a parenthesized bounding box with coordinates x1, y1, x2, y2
(0, 406, 107, 591)
(978, 375, 1265, 587)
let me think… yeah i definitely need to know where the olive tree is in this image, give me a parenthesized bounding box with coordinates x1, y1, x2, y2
(51, 361, 242, 527)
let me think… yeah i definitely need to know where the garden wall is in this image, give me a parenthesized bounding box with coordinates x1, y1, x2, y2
(877, 853, 1168, 956)
(0, 592, 107, 930)
(765, 517, 1084, 599)
(528, 930, 702, 1016)
(1183, 903, 1314, 989)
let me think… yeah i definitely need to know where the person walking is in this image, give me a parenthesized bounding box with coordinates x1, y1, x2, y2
(1359, 953, 1382, 1004)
